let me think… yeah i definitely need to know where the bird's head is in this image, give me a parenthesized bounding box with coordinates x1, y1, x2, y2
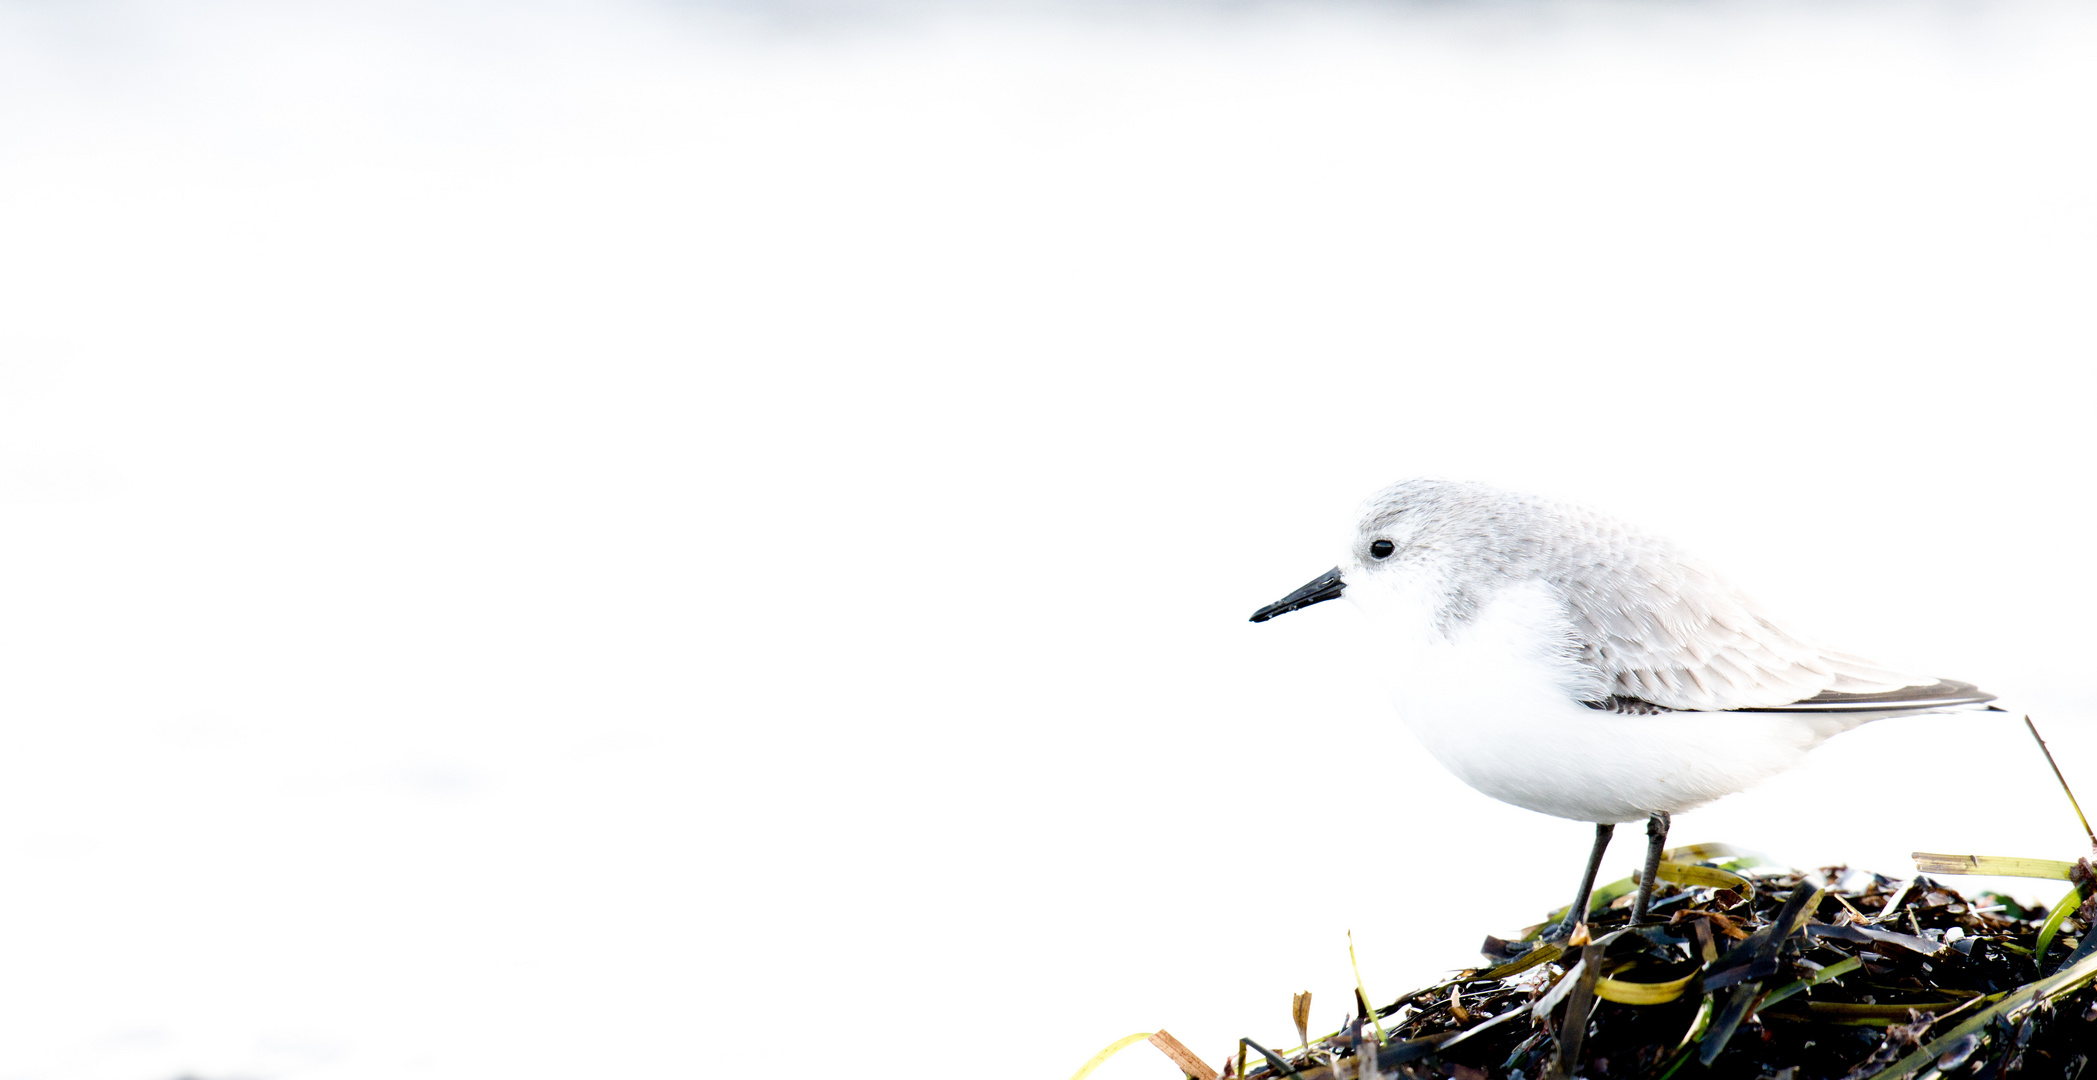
(1248, 478, 1506, 624)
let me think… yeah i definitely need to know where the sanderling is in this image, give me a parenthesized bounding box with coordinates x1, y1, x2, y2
(1251, 478, 1995, 938)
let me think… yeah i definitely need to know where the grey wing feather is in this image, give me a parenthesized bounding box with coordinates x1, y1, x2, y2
(1547, 516, 1944, 712)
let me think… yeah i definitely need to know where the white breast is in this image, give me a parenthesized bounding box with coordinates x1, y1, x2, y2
(1349, 577, 1835, 823)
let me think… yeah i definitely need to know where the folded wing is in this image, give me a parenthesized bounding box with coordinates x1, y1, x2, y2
(1550, 534, 1988, 714)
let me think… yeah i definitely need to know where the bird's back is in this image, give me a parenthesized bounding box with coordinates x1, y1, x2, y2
(1372, 481, 1992, 716)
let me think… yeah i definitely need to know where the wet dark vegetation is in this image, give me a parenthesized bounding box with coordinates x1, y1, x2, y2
(1230, 850, 2097, 1080)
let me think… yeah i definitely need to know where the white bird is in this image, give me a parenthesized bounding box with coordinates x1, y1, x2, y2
(1250, 478, 1995, 939)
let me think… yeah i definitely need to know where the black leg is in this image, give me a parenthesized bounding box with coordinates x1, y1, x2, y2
(1631, 811, 1671, 922)
(1548, 822, 1615, 941)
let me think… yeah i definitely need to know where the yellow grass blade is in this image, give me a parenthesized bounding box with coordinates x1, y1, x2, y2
(1347, 931, 1389, 1046)
(1652, 861, 1753, 891)
(1792, 999, 1972, 1024)
(1477, 942, 1562, 980)
(1910, 853, 2078, 880)
(1593, 969, 1698, 1005)
(1660, 843, 1768, 867)
(1068, 1033, 1154, 1080)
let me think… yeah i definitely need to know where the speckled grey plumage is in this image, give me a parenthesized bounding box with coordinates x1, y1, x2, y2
(1357, 479, 1939, 713)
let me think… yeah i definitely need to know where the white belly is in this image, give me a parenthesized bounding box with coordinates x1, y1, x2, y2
(1351, 579, 1830, 823)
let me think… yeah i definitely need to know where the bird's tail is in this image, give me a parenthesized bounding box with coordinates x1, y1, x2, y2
(1740, 679, 1999, 739)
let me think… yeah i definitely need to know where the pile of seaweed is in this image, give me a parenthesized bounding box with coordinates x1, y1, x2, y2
(1230, 847, 2097, 1080)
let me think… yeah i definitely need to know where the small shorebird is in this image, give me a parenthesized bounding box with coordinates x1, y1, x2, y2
(1251, 479, 1995, 939)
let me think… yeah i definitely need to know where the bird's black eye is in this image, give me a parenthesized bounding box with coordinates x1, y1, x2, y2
(1369, 539, 1395, 559)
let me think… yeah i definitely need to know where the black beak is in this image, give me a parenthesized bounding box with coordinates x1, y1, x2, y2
(1249, 567, 1346, 623)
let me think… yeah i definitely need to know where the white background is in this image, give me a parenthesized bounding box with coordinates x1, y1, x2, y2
(2, 1, 2094, 1078)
